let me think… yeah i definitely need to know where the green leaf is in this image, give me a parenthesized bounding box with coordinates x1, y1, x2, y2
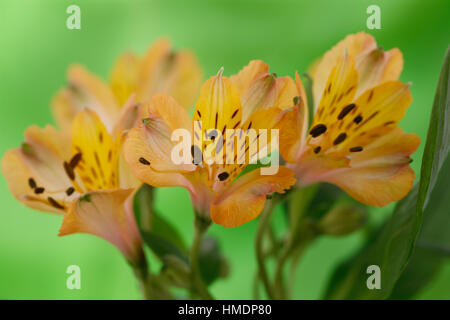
(199, 236, 230, 285)
(324, 47, 450, 300)
(134, 184, 188, 262)
(390, 47, 450, 298)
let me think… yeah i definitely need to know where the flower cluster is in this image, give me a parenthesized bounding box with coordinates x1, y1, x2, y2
(1, 33, 419, 298)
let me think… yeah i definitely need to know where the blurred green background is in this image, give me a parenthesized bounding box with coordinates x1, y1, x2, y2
(0, 0, 449, 299)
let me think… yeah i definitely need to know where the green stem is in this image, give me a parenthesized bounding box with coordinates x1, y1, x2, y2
(273, 236, 293, 299)
(131, 249, 152, 300)
(255, 199, 277, 299)
(273, 186, 318, 299)
(190, 214, 214, 300)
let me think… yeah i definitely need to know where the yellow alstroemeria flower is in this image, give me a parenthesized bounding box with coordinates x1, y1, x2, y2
(52, 38, 202, 132)
(280, 32, 420, 206)
(124, 62, 297, 227)
(2, 109, 143, 265)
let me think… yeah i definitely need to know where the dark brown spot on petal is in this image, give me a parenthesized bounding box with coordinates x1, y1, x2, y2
(64, 162, 75, 180)
(360, 111, 379, 126)
(349, 146, 363, 152)
(293, 96, 300, 105)
(34, 187, 45, 194)
(191, 145, 202, 165)
(70, 153, 82, 168)
(367, 90, 374, 102)
(330, 107, 336, 115)
(384, 121, 396, 126)
(99, 132, 103, 143)
(139, 157, 151, 166)
(353, 115, 363, 124)
(94, 152, 101, 168)
(327, 83, 332, 93)
(309, 124, 327, 137)
(218, 172, 229, 181)
(215, 112, 218, 128)
(222, 125, 227, 136)
(314, 146, 321, 154)
(345, 121, 354, 131)
(247, 121, 252, 130)
(48, 197, 65, 210)
(318, 107, 324, 118)
(231, 109, 239, 119)
(90, 167, 98, 179)
(82, 176, 93, 185)
(345, 86, 355, 96)
(233, 121, 241, 129)
(28, 178, 37, 189)
(330, 95, 337, 106)
(333, 133, 347, 145)
(197, 110, 201, 118)
(66, 187, 75, 196)
(338, 103, 356, 120)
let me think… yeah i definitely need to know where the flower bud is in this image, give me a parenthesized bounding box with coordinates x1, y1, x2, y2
(317, 203, 367, 236)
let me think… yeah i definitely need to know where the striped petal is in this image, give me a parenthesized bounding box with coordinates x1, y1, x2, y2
(355, 47, 403, 96)
(71, 110, 120, 191)
(311, 32, 376, 108)
(231, 60, 297, 121)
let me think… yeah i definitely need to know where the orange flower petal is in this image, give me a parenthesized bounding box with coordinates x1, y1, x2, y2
(137, 38, 202, 109)
(291, 128, 419, 206)
(124, 94, 196, 189)
(167, 50, 203, 109)
(310, 53, 358, 152)
(231, 60, 297, 121)
(326, 128, 420, 206)
(59, 189, 143, 263)
(355, 47, 403, 96)
(2, 125, 73, 214)
(54, 65, 121, 131)
(210, 166, 296, 227)
(71, 110, 119, 191)
(110, 52, 141, 107)
(51, 88, 79, 132)
(193, 68, 242, 134)
(279, 72, 309, 163)
(311, 32, 376, 108)
(112, 94, 141, 137)
(230, 60, 269, 94)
